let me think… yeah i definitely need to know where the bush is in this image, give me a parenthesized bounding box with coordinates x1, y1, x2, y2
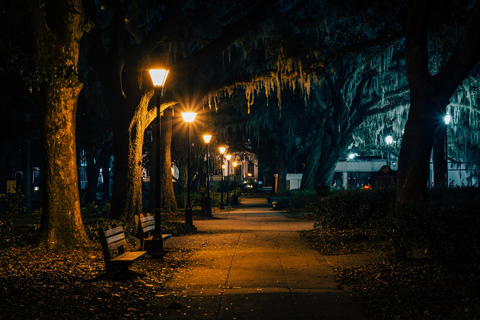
(310, 187, 480, 262)
(273, 190, 317, 210)
(309, 188, 396, 229)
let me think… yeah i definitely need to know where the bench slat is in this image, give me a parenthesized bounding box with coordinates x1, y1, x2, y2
(142, 225, 155, 233)
(103, 226, 124, 237)
(105, 232, 126, 245)
(111, 251, 146, 262)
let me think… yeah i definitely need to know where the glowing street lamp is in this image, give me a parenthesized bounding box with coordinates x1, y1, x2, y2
(182, 112, 197, 226)
(226, 154, 232, 206)
(385, 135, 393, 167)
(203, 134, 212, 218)
(219, 146, 226, 209)
(232, 161, 238, 205)
(444, 113, 451, 184)
(148, 67, 169, 259)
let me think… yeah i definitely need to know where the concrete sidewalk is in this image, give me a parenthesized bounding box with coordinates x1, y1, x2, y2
(153, 197, 366, 319)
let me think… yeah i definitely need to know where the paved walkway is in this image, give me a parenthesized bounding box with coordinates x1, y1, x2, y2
(155, 197, 366, 320)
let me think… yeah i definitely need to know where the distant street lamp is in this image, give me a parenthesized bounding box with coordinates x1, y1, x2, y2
(444, 113, 451, 185)
(203, 134, 212, 218)
(148, 68, 169, 259)
(385, 135, 393, 167)
(226, 154, 232, 206)
(219, 146, 226, 209)
(182, 112, 197, 226)
(232, 161, 238, 205)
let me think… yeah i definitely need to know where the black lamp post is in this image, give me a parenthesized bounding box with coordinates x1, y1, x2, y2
(219, 146, 226, 209)
(203, 134, 212, 218)
(444, 113, 451, 185)
(148, 68, 169, 259)
(182, 112, 196, 226)
(385, 135, 393, 167)
(226, 154, 231, 206)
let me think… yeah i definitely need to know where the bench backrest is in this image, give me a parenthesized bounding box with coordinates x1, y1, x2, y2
(98, 225, 127, 261)
(138, 214, 155, 235)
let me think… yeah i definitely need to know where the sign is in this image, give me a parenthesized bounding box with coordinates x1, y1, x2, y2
(199, 185, 207, 193)
(6, 180, 16, 193)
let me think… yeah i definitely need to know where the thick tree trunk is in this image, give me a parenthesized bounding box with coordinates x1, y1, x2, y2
(160, 108, 179, 214)
(301, 125, 326, 190)
(26, 0, 89, 248)
(276, 144, 287, 194)
(433, 124, 447, 187)
(110, 122, 146, 222)
(396, 90, 438, 205)
(39, 81, 89, 247)
(397, 0, 480, 207)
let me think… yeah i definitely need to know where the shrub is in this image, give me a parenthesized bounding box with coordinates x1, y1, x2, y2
(273, 190, 317, 210)
(309, 188, 396, 229)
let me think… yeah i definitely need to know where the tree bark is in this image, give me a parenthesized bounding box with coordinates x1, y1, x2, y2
(160, 108, 179, 214)
(433, 124, 446, 187)
(109, 93, 153, 222)
(396, 0, 480, 206)
(25, 0, 89, 248)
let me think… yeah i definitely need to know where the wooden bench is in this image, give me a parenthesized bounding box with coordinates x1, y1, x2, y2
(98, 225, 147, 278)
(134, 214, 172, 252)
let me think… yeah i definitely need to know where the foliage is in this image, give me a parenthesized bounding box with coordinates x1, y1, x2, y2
(176, 192, 225, 209)
(0, 192, 28, 215)
(309, 189, 396, 229)
(0, 220, 32, 251)
(308, 187, 480, 262)
(272, 189, 317, 210)
(0, 246, 193, 319)
(84, 218, 137, 246)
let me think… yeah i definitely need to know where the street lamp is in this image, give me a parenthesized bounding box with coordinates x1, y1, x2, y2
(203, 134, 212, 218)
(182, 112, 197, 226)
(219, 146, 226, 209)
(226, 154, 232, 206)
(385, 135, 393, 167)
(232, 161, 238, 205)
(444, 113, 451, 185)
(148, 68, 169, 259)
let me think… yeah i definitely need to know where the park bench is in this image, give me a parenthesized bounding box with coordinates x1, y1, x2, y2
(98, 225, 146, 278)
(134, 214, 172, 252)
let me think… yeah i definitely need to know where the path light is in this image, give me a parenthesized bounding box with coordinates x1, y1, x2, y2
(203, 134, 212, 218)
(148, 67, 169, 259)
(182, 112, 197, 226)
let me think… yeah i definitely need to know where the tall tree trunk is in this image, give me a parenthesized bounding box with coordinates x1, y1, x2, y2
(397, 0, 480, 207)
(26, 0, 89, 248)
(160, 108, 179, 214)
(433, 124, 446, 187)
(301, 124, 326, 190)
(110, 119, 146, 222)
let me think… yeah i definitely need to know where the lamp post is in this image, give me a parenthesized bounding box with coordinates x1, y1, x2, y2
(182, 112, 197, 226)
(219, 146, 226, 209)
(233, 161, 238, 205)
(385, 135, 393, 167)
(203, 134, 212, 218)
(226, 154, 231, 206)
(444, 113, 451, 186)
(148, 68, 169, 259)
